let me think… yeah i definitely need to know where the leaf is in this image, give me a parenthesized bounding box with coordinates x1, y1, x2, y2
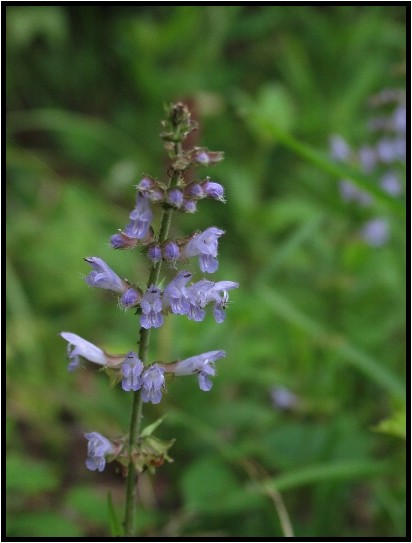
(140, 415, 167, 437)
(373, 409, 406, 439)
(107, 491, 124, 537)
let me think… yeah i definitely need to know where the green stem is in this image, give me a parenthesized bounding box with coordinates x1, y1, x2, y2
(123, 144, 180, 537)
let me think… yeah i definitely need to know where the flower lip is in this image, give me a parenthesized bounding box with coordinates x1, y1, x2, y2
(60, 331, 107, 367)
(84, 257, 125, 293)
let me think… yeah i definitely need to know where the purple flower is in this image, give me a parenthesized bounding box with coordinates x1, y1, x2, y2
(136, 177, 164, 202)
(84, 432, 114, 472)
(186, 279, 214, 321)
(110, 233, 138, 250)
(121, 352, 144, 391)
(124, 195, 153, 239)
(202, 180, 225, 202)
(84, 257, 125, 293)
(193, 150, 224, 165)
(60, 332, 107, 371)
(204, 280, 239, 323)
(379, 172, 402, 196)
(329, 135, 351, 162)
(358, 146, 376, 173)
(361, 218, 390, 247)
(183, 227, 225, 273)
(140, 285, 163, 329)
(172, 350, 225, 391)
(141, 364, 165, 404)
(167, 188, 184, 208)
(182, 199, 197, 213)
(163, 271, 192, 315)
(163, 241, 180, 263)
(120, 287, 141, 309)
(186, 183, 205, 198)
(270, 387, 299, 410)
(148, 244, 162, 263)
(339, 181, 372, 206)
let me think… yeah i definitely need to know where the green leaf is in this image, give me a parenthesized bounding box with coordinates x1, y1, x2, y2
(140, 415, 167, 437)
(373, 409, 406, 439)
(107, 491, 124, 537)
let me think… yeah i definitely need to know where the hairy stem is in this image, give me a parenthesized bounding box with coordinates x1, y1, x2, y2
(123, 145, 180, 537)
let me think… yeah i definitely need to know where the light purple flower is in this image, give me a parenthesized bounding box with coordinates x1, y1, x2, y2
(172, 350, 225, 391)
(110, 233, 138, 250)
(339, 181, 372, 206)
(167, 188, 184, 208)
(141, 364, 165, 404)
(186, 183, 205, 198)
(136, 177, 164, 202)
(124, 195, 153, 239)
(120, 287, 141, 309)
(148, 244, 162, 263)
(140, 285, 163, 329)
(182, 199, 197, 213)
(84, 432, 114, 472)
(186, 279, 214, 321)
(358, 146, 376, 173)
(194, 151, 210, 164)
(204, 281, 239, 323)
(183, 227, 225, 273)
(361, 218, 390, 247)
(329, 135, 351, 162)
(163, 271, 192, 315)
(60, 332, 107, 371)
(202, 180, 225, 202)
(270, 387, 299, 410)
(164, 241, 180, 263)
(84, 257, 125, 293)
(121, 352, 144, 391)
(379, 172, 402, 196)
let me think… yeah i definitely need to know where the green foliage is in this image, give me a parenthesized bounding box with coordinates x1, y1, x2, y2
(6, 4, 406, 538)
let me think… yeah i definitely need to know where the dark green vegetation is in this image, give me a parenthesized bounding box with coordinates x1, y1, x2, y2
(6, 5, 406, 537)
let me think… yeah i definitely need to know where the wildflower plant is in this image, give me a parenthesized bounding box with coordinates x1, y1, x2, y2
(330, 88, 405, 246)
(60, 103, 238, 536)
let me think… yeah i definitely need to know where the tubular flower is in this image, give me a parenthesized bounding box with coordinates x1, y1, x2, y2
(171, 350, 226, 391)
(124, 194, 153, 240)
(60, 332, 107, 371)
(163, 271, 192, 315)
(121, 352, 144, 392)
(140, 285, 163, 329)
(141, 364, 165, 404)
(182, 227, 225, 273)
(84, 257, 125, 293)
(84, 432, 114, 472)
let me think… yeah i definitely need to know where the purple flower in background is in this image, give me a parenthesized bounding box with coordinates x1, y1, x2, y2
(358, 146, 377, 173)
(60, 332, 107, 371)
(121, 352, 144, 392)
(84, 257, 125, 293)
(361, 218, 390, 247)
(183, 227, 225, 273)
(172, 350, 225, 391)
(270, 387, 299, 410)
(124, 195, 153, 239)
(379, 172, 402, 196)
(140, 285, 163, 329)
(339, 180, 372, 206)
(163, 271, 192, 315)
(141, 364, 165, 404)
(329, 135, 351, 162)
(84, 432, 114, 472)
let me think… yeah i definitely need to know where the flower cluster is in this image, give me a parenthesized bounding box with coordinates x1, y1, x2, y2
(330, 88, 405, 246)
(60, 103, 238, 474)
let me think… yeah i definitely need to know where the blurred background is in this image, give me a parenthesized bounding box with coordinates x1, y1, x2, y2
(6, 5, 406, 538)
